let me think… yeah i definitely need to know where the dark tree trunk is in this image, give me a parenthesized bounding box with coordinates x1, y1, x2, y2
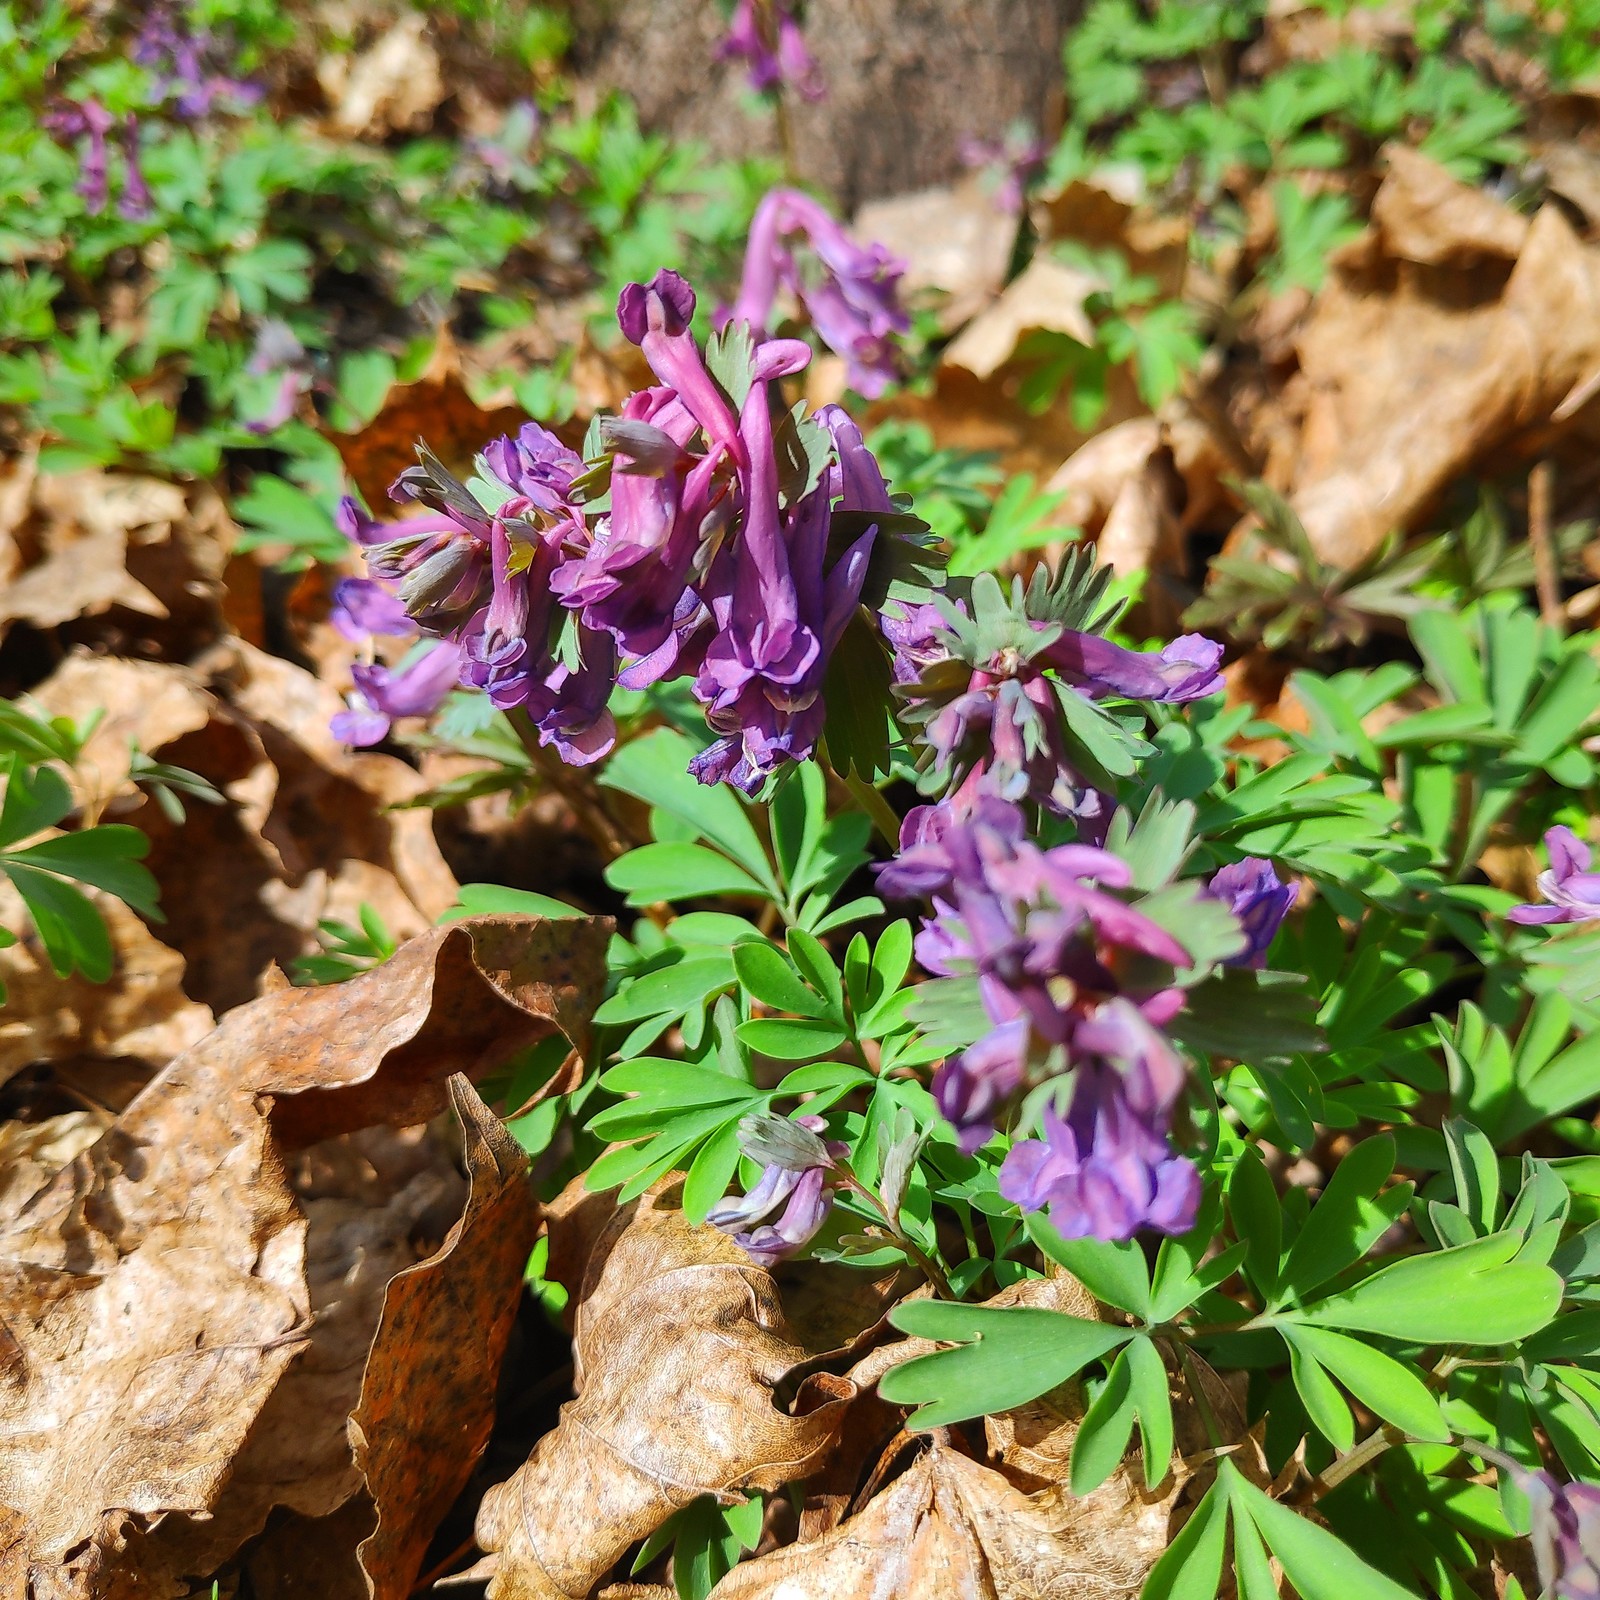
(567, 0, 1077, 211)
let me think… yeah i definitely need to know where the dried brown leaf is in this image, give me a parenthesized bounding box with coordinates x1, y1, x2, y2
(318, 12, 444, 136)
(0, 915, 605, 1596)
(350, 1075, 543, 1599)
(1370, 146, 1528, 266)
(474, 1192, 852, 1600)
(1265, 200, 1600, 565)
(705, 1442, 1173, 1600)
(943, 257, 1100, 381)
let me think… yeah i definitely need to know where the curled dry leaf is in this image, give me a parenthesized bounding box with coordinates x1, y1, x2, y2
(704, 1442, 1174, 1600)
(474, 1191, 852, 1600)
(0, 914, 606, 1597)
(0, 465, 234, 653)
(1369, 146, 1529, 267)
(0, 882, 212, 1096)
(942, 256, 1100, 381)
(318, 11, 445, 137)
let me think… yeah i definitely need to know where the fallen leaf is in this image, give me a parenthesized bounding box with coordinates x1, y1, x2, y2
(943, 256, 1101, 380)
(1031, 170, 1190, 296)
(1261, 198, 1600, 565)
(349, 1076, 543, 1599)
(0, 914, 605, 1595)
(1369, 146, 1529, 266)
(319, 11, 445, 137)
(704, 1442, 1174, 1600)
(474, 1189, 852, 1600)
(854, 177, 1021, 332)
(27, 646, 464, 1014)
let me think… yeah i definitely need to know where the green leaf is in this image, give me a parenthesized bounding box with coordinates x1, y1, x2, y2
(1141, 1472, 1229, 1600)
(606, 843, 773, 906)
(1283, 1326, 1355, 1450)
(1281, 1325, 1449, 1442)
(1027, 1214, 1152, 1318)
(1290, 1232, 1562, 1345)
(594, 956, 736, 1026)
(3, 862, 113, 982)
(1126, 1334, 1175, 1489)
(1071, 1344, 1138, 1494)
(735, 1018, 849, 1060)
(1279, 1134, 1406, 1303)
(440, 884, 581, 920)
(0, 756, 73, 847)
(1231, 1472, 1423, 1600)
(881, 1301, 1132, 1428)
(732, 942, 828, 1018)
(1228, 1147, 1282, 1301)
(8, 826, 159, 918)
(681, 1121, 744, 1226)
(787, 928, 843, 1018)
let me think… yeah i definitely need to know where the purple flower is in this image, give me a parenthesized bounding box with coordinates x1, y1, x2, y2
(728, 189, 908, 398)
(882, 600, 949, 686)
(717, 0, 825, 101)
(958, 125, 1047, 213)
(935, 1018, 1029, 1154)
(998, 1073, 1201, 1241)
(331, 642, 463, 747)
(1509, 827, 1600, 926)
(617, 271, 743, 455)
(132, 1, 262, 120)
(116, 117, 153, 220)
(708, 1114, 839, 1266)
(1044, 630, 1224, 704)
(330, 578, 414, 641)
(1526, 1471, 1600, 1600)
(44, 99, 116, 214)
(689, 359, 874, 792)
(1207, 858, 1294, 967)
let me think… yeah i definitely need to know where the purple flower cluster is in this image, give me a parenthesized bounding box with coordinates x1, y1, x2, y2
(897, 602, 1223, 829)
(132, 1, 263, 121)
(337, 270, 902, 788)
(1207, 857, 1294, 967)
(880, 798, 1204, 1240)
(1509, 826, 1600, 926)
(728, 189, 909, 398)
(717, 0, 825, 102)
(43, 100, 150, 219)
(958, 124, 1048, 214)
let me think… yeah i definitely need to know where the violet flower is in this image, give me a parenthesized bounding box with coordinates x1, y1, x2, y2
(116, 117, 153, 220)
(717, 0, 825, 101)
(330, 578, 414, 641)
(1526, 1470, 1600, 1600)
(1509, 827, 1600, 926)
(689, 357, 875, 792)
(958, 125, 1047, 214)
(44, 99, 116, 214)
(1207, 858, 1294, 967)
(708, 1114, 840, 1266)
(998, 1070, 1202, 1241)
(132, 1, 262, 120)
(1046, 630, 1224, 704)
(330, 642, 464, 747)
(728, 189, 908, 398)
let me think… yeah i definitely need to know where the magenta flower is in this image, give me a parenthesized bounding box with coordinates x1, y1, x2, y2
(1207, 858, 1294, 967)
(132, 0, 262, 120)
(1509, 827, 1600, 926)
(331, 642, 464, 747)
(44, 99, 117, 214)
(958, 125, 1047, 213)
(717, 0, 825, 101)
(1526, 1471, 1600, 1600)
(728, 190, 908, 398)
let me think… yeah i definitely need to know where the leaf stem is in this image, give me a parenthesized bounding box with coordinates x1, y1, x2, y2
(842, 769, 902, 850)
(506, 706, 630, 861)
(840, 1175, 954, 1299)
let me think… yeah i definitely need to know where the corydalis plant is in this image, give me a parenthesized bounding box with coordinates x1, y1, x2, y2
(336, 269, 938, 790)
(717, 0, 825, 102)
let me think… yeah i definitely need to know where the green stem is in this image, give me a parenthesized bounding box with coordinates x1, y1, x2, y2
(843, 770, 902, 850)
(842, 1175, 954, 1299)
(506, 706, 630, 862)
